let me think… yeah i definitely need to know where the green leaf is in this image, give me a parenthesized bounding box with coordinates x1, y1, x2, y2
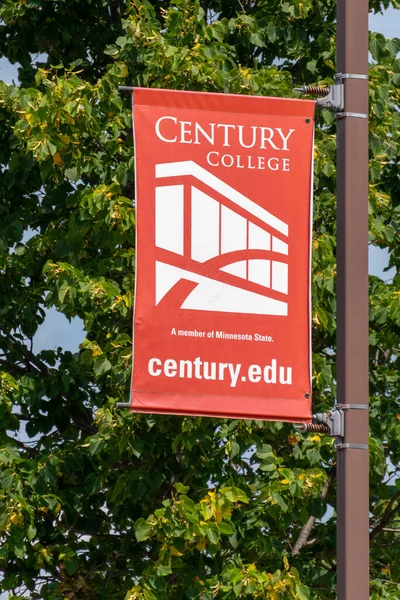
(165, 45, 178, 58)
(306, 447, 321, 466)
(387, 38, 400, 58)
(12, 538, 26, 560)
(260, 461, 277, 472)
(266, 22, 277, 42)
(175, 482, 190, 494)
(84, 473, 101, 495)
(370, 33, 386, 61)
(272, 492, 288, 512)
(218, 522, 234, 535)
(58, 281, 70, 303)
(250, 32, 266, 47)
(115, 36, 128, 48)
(223, 487, 237, 502)
(2, 469, 15, 491)
(206, 523, 219, 545)
(212, 23, 227, 42)
(14, 243, 25, 256)
(89, 437, 104, 456)
(156, 563, 172, 576)
(104, 44, 119, 56)
(306, 60, 317, 74)
(234, 581, 243, 596)
(134, 518, 154, 542)
(229, 440, 240, 459)
(235, 488, 249, 503)
(27, 524, 37, 541)
(93, 355, 112, 376)
(65, 557, 79, 575)
(47, 140, 58, 156)
(180, 495, 197, 516)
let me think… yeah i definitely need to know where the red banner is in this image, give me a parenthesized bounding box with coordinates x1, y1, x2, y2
(131, 88, 314, 422)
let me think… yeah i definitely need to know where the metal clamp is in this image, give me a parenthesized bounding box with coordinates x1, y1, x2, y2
(336, 443, 369, 451)
(294, 408, 370, 453)
(295, 81, 344, 112)
(313, 410, 344, 437)
(335, 404, 368, 410)
(116, 402, 131, 408)
(294, 409, 344, 438)
(337, 111, 368, 119)
(295, 73, 368, 113)
(335, 73, 368, 81)
(317, 83, 344, 112)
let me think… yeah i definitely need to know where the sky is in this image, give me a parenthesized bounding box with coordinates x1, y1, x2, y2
(0, 7, 398, 357)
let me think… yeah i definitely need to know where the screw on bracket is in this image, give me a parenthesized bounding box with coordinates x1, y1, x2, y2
(296, 85, 331, 98)
(295, 79, 344, 112)
(295, 421, 331, 434)
(294, 409, 344, 438)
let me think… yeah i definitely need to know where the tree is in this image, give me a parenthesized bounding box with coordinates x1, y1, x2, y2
(0, 0, 399, 598)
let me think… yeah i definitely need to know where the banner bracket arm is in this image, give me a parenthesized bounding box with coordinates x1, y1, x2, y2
(295, 76, 344, 112)
(294, 408, 344, 437)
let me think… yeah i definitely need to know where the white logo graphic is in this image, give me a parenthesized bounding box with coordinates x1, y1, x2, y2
(154, 161, 289, 315)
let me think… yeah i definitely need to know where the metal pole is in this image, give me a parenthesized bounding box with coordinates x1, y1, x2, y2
(336, 0, 369, 598)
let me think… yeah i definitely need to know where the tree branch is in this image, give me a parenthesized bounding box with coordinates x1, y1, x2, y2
(291, 475, 331, 556)
(0, 325, 52, 377)
(1, 326, 97, 435)
(71, 419, 97, 435)
(10, 438, 38, 457)
(0, 358, 32, 376)
(370, 491, 400, 541)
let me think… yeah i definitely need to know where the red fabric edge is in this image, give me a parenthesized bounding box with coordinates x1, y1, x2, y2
(131, 392, 312, 423)
(133, 87, 316, 118)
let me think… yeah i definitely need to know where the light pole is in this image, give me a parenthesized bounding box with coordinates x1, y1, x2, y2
(336, 0, 369, 597)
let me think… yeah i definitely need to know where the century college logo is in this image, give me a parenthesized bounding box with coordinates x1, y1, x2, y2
(154, 161, 289, 316)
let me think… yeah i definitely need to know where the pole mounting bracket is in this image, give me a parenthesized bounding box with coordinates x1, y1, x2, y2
(336, 111, 368, 119)
(294, 408, 344, 438)
(294, 75, 344, 112)
(336, 443, 369, 451)
(294, 405, 370, 449)
(335, 73, 368, 81)
(335, 403, 368, 410)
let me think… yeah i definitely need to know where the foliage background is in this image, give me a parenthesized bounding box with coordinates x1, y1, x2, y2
(0, 0, 400, 598)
